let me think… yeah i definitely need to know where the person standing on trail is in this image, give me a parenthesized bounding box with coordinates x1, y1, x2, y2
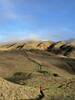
(40, 85, 44, 98)
(35, 85, 45, 100)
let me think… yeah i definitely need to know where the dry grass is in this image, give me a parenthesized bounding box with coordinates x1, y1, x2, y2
(0, 48, 75, 99)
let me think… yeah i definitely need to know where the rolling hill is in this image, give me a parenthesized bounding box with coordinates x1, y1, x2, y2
(0, 40, 75, 100)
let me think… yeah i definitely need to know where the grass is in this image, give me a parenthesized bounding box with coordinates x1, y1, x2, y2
(6, 72, 32, 85)
(0, 49, 75, 99)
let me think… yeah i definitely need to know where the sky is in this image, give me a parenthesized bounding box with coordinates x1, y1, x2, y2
(0, 0, 75, 43)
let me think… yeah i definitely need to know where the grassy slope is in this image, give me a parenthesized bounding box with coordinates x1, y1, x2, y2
(0, 50, 75, 99)
(0, 77, 40, 100)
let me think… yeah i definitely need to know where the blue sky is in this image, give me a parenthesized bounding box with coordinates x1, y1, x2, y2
(0, 0, 75, 42)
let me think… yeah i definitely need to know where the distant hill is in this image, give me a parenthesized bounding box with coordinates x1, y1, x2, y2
(66, 39, 75, 46)
(0, 40, 75, 58)
(0, 40, 53, 51)
(47, 41, 75, 58)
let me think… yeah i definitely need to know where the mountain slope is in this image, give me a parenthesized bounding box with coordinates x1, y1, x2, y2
(0, 41, 53, 51)
(0, 40, 75, 99)
(0, 40, 75, 58)
(0, 77, 39, 100)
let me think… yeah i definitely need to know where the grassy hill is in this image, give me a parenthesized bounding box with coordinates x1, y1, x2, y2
(0, 77, 40, 100)
(0, 40, 75, 99)
(0, 40, 75, 58)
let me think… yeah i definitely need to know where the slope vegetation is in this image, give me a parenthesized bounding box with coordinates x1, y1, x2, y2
(0, 40, 75, 99)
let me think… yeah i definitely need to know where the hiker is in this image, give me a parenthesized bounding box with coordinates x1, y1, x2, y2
(35, 85, 45, 100)
(40, 85, 44, 98)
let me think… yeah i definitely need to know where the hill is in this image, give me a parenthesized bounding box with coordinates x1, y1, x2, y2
(0, 40, 75, 99)
(0, 77, 41, 100)
(0, 40, 53, 51)
(0, 40, 75, 58)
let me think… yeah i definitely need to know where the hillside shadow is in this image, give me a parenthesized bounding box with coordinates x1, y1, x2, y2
(6, 72, 32, 85)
